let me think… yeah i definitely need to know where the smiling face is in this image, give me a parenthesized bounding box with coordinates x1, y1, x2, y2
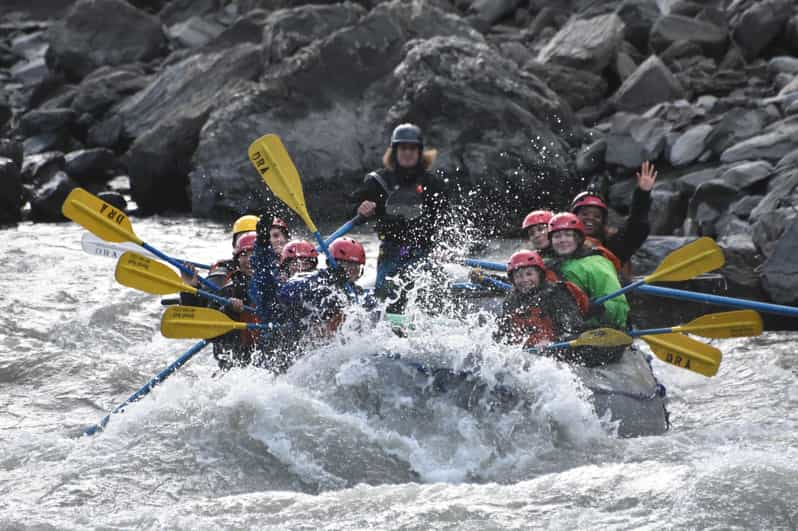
(340, 261, 362, 283)
(238, 249, 253, 276)
(395, 143, 420, 169)
(270, 228, 288, 255)
(286, 257, 317, 276)
(575, 206, 605, 237)
(551, 230, 580, 257)
(512, 266, 542, 294)
(527, 223, 550, 250)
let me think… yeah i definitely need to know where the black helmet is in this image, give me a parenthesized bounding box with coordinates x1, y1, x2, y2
(391, 123, 423, 148)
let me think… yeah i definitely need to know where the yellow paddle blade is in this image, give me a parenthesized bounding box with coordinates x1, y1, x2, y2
(641, 333, 722, 377)
(676, 310, 763, 339)
(115, 252, 194, 296)
(161, 306, 245, 339)
(62, 187, 141, 245)
(644, 237, 725, 283)
(570, 328, 634, 348)
(248, 134, 317, 233)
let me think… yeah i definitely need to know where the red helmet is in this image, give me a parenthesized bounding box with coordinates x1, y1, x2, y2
(234, 231, 257, 255)
(329, 237, 366, 265)
(522, 210, 553, 231)
(271, 217, 289, 232)
(507, 250, 547, 276)
(548, 212, 586, 237)
(280, 240, 319, 265)
(570, 192, 608, 215)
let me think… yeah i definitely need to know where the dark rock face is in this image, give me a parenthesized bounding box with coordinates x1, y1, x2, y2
(612, 55, 685, 113)
(45, 0, 167, 81)
(0, 157, 23, 225)
(524, 61, 608, 110)
(29, 171, 79, 221)
(537, 13, 626, 73)
(190, 1, 578, 228)
(70, 65, 152, 120)
(64, 148, 118, 184)
(605, 113, 671, 168)
(762, 218, 798, 304)
(729, 0, 792, 60)
(650, 15, 727, 57)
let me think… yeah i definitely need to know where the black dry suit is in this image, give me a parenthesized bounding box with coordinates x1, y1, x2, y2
(353, 164, 450, 295)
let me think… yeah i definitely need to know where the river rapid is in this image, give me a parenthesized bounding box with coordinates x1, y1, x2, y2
(2, 217, 798, 530)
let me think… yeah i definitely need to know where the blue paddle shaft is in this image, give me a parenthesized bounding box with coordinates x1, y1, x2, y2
(317, 215, 364, 251)
(141, 242, 219, 293)
(593, 279, 644, 304)
(463, 258, 507, 272)
(637, 284, 798, 318)
(84, 339, 210, 436)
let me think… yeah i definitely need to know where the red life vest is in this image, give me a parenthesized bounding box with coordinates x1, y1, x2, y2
(584, 236, 625, 275)
(507, 306, 558, 348)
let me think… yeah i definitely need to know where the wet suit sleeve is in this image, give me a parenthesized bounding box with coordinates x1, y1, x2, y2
(606, 187, 651, 264)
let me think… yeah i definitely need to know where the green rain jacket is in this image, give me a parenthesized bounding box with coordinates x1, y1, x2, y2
(558, 254, 629, 328)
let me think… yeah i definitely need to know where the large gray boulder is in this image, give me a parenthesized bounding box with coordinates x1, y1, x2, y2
(523, 61, 608, 110)
(45, 0, 167, 81)
(762, 218, 798, 304)
(729, 0, 792, 60)
(605, 112, 671, 168)
(116, 43, 263, 213)
(752, 208, 798, 258)
(612, 55, 685, 113)
(720, 118, 798, 163)
(704, 108, 769, 156)
(29, 171, 79, 222)
(615, 0, 660, 51)
(263, 3, 366, 64)
(468, 0, 525, 25)
(70, 65, 152, 120)
(718, 160, 773, 192)
(537, 13, 626, 73)
(750, 167, 798, 222)
(668, 123, 712, 167)
(190, 3, 578, 227)
(649, 14, 727, 57)
(648, 187, 687, 235)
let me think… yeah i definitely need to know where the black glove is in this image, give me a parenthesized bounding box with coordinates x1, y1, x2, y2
(585, 301, 606, 320)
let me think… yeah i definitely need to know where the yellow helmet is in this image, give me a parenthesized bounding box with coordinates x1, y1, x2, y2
(232, 215, 259, 245)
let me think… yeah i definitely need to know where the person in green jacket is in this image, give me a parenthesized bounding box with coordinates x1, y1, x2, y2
(547, 212, 629, 328)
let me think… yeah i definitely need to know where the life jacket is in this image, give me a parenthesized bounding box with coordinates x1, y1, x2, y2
(221, 270, 260, 348)
(507, 305, 558, 348)
(584, 236, 624, 275)
(366, 169, 426, 219)
(540, 269, 591, 316)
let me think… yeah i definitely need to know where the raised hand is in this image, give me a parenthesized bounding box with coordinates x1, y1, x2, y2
(636, 161, 657, 192)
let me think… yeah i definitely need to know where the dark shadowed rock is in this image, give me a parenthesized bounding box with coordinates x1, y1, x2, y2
(576, 138, 607, 176)
(64, 148, 118, 183)
(537, 13, 626, 73)
(107, 43, 262, 212)
(469, 0, 524, 25)
(208, 9, 269, 49)
(752, 208, 797, 257)
(17, 108, 76, 137)
(668, 123, 712, 167)
(0, 139, 24, 171)
(21, 151, 65, 186)
(605, 112, 671, 168)
(46, 0, 167, 81)
(630, 235, 694, 274)
(720, 119, 798, 163)
(158, 0, 220, 26)
(649, 188, 687, 235)
(23, 132, 76, 157)
(762, 218, 798, 303)
(718, 160, 773, 191)
(612, 55, 685, 113)
(29, 171, 79, 221)
(717, 232, 763, 294)
(615, 0, 659, 51)
(97, 191, 128, 211)
(676, 165, 727, 195)
(784, 15, 798, 55)
(523, 61, 607, 110)
(770, 56, 798, 76)
(689, 178, 739, 236)
(750, 167, 798, 222)
(704, 108, 768, 156)
(730, 0, 792, 61)
(0, 158, 23, 225)
(263, 3, 366, 64)
(70, 65, 152, 119)
(730, 195, 764, 219)
(191, 14, 577, 226)
(87, 115, 124, 150)
(650, 14, 727, 57)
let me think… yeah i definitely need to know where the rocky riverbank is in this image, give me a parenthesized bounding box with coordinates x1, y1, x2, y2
(1, 0, 798, 305)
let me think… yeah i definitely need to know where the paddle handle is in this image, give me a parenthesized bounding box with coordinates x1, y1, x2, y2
(141, 243, 218, 292)
(592, 279, 644, 304)
(84, 339, 210, 436)
(196, 289, 257, 313)
(637, 284, 798, 318)
(462, 258, 507, 272)
(318, 215, 365, 250)
(483, 276, 512, 290)
(627, 327, 673, 337)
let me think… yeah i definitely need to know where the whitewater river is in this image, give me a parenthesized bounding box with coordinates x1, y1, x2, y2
(2, 217, 798, 530)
